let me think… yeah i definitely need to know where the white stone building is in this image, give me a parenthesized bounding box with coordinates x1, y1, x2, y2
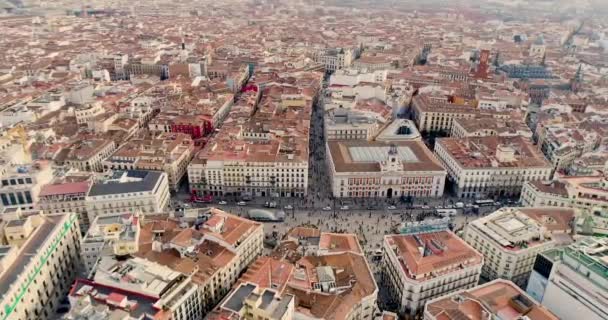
(327, 140, 447, 199)
(463, 207, 574, 288)
(85, 170, 170, 223)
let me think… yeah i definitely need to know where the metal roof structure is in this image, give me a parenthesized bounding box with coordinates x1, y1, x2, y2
(348, 146, 418, 163)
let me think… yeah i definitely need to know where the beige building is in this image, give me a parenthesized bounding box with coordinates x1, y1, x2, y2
(74, 102, 104, 124)
(0, 213, 82, 320)
(327, 140, 447, 198)
(434, 135, 553, 198)
(64, 139, 116, 172)
(463, 207, 574, 288)
(85, 170, 170, 223)
(450, 115, 533, 139)
(37, 179, 92, 231)
(424, 279, 559, 320)
(521, 175, 608, 212)
(382, 231, 483, 317)
(103, 132, 194, 191)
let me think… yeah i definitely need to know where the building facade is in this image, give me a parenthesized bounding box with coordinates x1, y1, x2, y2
(0, 213, 82, 320)
(327, 140, 447, 198)
(85, 170, 170, 223)
(526, 237, 608, 320)
(520, 175, 608, 213)
(463, 207, 574, 288)
(434, 136, 552, 198)
(382, 231, 483, 317)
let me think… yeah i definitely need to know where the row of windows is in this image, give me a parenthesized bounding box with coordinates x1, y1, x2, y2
(1, 177, 33, 186)
(0, 191, 33, 206)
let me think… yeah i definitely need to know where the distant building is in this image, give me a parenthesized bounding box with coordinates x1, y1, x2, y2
(526, 237, 608, 320)
(463, 207, 574, 288)
(382, 231, 483, 316)
(499, 64, 553, 79)
(520, 175, 608, 213)
(0, 213, 82, 320)
(313, 47, 359, 72)
(424, 279, 558, 320)
(326, 140, 446, 198)
(103, 132, 194, 191)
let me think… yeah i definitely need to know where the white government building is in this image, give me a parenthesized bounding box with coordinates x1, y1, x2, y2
(326, 140, 446, 199)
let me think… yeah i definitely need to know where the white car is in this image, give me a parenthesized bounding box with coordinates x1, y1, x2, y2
(340, 205, 350, 210)
(387, 205, 397, 210)
(218, 201, 227, 205)
(322, 206, 332, 211)
(284, 205, 293, 210)
(237, 201, 246, 206)
(421, 205, 430, 209)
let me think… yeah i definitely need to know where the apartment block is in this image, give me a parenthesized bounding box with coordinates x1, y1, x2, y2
(463, 207, 574, 288)
(103, 132, 194, 191)
(0, 213, 82, 320)
(85, 170, 170, 223)
(382, 231, 483, 316)
(520, 175, 608, 212)
(434, 135, 552, 198)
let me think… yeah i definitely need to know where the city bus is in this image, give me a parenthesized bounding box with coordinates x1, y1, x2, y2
(474, 199, 495, 207)
(435, 209, 458, 217)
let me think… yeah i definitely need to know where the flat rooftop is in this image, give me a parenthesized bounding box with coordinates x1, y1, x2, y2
(88, 170, 163, 197)
(327, 140, 445, 173)
(385, 231, 483, 281)
(470, 207, 574, 251)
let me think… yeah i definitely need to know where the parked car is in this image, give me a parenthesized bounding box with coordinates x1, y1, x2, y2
(455, 202, 465, 208)
(284, 205, 293, 210)
(421, 205, 430, 209)
(237, 201, 247, 206)
(322, 206, 332, 211)
(340, 205, 350, 210)
(387, 205, 397, 210)
(218, 200, 227, 205)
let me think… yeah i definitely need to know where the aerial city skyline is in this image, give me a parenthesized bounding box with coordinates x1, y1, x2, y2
(0, 0, 606, 319)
